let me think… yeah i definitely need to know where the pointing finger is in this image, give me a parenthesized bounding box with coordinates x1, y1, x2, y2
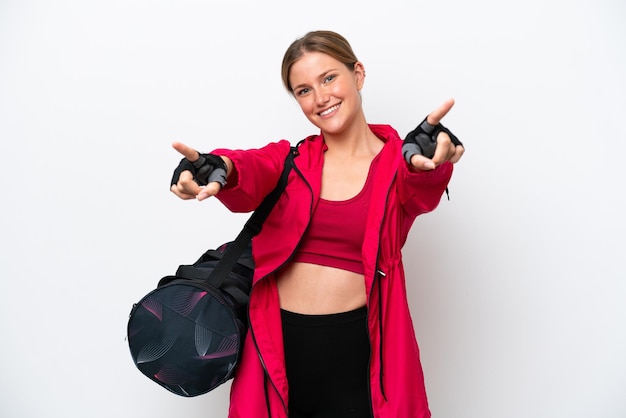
(172, 141, 200, 162)
(426, 98, 455, 126)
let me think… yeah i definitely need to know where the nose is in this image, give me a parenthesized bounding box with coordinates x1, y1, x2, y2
(314, 89, 330, 105)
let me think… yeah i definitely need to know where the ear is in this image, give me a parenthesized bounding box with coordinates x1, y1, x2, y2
(354, 61, 366, 90)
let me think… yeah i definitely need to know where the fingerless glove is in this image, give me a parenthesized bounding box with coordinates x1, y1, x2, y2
(170, 153, 227, 187)
(402, 118, 463, 163)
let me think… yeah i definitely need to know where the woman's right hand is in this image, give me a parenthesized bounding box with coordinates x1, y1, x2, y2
(170, 142, 229, 201)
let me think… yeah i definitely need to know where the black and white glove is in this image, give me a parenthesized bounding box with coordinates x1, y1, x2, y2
(170, 153, 227, 188)
(402, 118, 463, 163)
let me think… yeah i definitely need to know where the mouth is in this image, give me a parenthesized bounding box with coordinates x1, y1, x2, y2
(318, 103, 340, 117)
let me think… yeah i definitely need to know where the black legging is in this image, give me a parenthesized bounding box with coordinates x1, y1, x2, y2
(281, 307, 372, 418)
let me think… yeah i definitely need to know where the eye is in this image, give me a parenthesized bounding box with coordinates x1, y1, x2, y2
(295, 87, 311, 96)
(323, 74, 336, 84)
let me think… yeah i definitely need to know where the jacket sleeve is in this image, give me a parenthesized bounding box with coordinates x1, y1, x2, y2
(210, 139, 292, 213)
(398, 161, 453, 218)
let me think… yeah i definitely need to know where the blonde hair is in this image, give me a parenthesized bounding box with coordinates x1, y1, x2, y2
(281, 30, 359, 94)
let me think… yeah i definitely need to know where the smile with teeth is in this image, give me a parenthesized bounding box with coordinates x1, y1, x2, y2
(319, 104, 340, 116)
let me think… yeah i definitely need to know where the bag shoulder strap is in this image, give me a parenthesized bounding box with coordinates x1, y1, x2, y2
(206, 146, 296, 286)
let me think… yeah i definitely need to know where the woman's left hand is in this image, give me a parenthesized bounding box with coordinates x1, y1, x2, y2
(407, 98, 465, 170)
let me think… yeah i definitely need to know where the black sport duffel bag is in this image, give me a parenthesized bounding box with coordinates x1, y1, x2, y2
(127, 241, 254, 397)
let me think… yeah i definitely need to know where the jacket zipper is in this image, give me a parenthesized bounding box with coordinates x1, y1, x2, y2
(247, 308, 285, 417)
(366, 172, 396, 416)
(376, 268, 387, 402)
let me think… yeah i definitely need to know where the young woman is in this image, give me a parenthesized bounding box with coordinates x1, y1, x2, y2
(171, 30, 464, 418)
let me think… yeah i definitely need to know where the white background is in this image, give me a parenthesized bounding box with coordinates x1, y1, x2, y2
(1, 1, 625, 417)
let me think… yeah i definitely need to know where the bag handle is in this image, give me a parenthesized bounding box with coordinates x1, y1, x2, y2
(205, 147, 296, 287)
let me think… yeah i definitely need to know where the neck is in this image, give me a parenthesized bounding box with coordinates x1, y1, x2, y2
(322, 118, 382, 158)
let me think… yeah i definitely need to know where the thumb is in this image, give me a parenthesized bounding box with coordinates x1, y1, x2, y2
(197, 182, 222, 201)
(172, 141, 200, 162)
(410, 154, 436, 171)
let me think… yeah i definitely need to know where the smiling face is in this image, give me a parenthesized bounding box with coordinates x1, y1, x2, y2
(288, 51, 365, 136)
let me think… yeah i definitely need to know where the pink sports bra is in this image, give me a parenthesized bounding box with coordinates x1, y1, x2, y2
(292, 153, 381, 275)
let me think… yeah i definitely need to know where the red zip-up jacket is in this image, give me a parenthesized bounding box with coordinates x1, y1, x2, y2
(212, 124, 453, 418)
